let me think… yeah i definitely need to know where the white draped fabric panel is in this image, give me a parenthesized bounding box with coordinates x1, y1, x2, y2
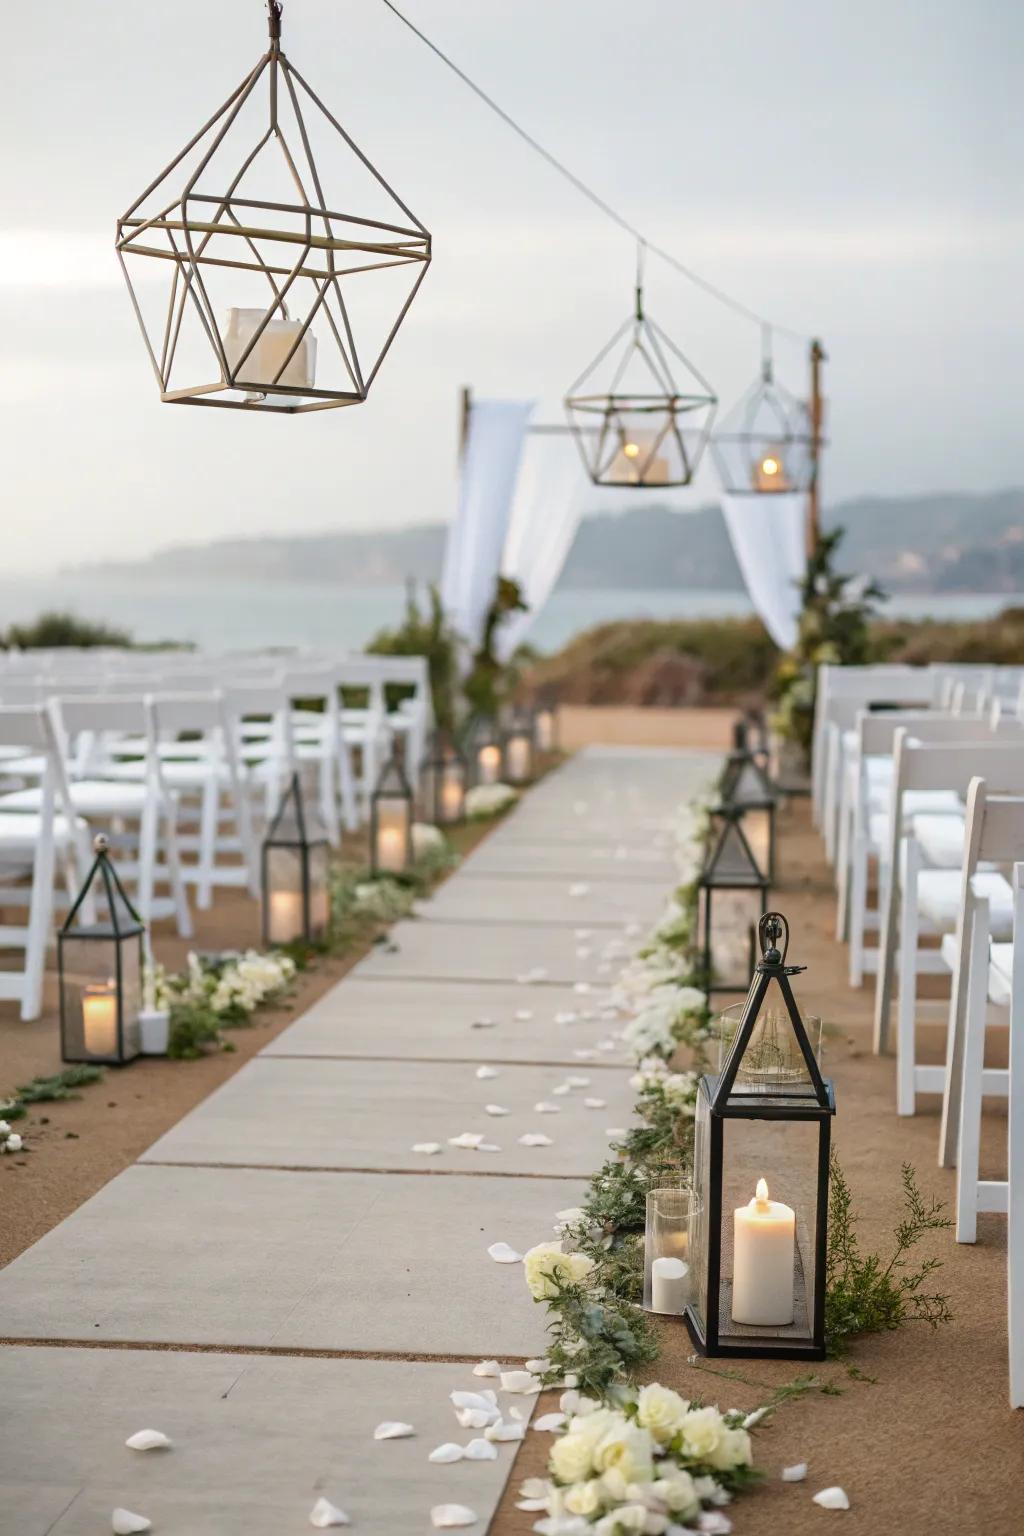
(497, 432, 586, 660)
(440, 399, 535, 649)
(720, 492, 806, 651)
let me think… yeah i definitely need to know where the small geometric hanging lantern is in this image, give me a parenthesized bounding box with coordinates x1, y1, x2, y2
(697, 806, 769, 994)
(469, 718, 503, 787)
(420, 728, 467, 827)
(262, 771, 331, 946)
(720, 739, 777, 885)
(502, 709, 535, 787)
(59, 835, 144, 1066)
(370, 751, 414, 876)
(710, 335, 815, 495)
(564, 243, 716, 488)
(116, 1, 431, 413)
(686, 912, 834, 1360)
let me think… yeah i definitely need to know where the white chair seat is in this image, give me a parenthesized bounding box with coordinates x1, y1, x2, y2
(989, 942, 1014, 1007)
(914, 813, 967, 869)
(104, 760, 226, 788)
(0, 811, 88, 851)
(919, 869, 1014, 938)
(868, 784, 962, 816)
(0, 780, 151, 816)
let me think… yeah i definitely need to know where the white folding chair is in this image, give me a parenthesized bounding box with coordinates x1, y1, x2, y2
(0, 706, 90, 1020)
(871, 737, 1024, 1112)
(283, 666, 358, 841)
(221, 678, 297, 825)
(1007, 863, 1024, 1408)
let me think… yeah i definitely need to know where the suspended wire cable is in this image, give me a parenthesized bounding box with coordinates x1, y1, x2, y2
(375, 0, 810, 345)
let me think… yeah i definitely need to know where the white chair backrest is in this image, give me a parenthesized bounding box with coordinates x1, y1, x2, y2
(50, 694, 150, 778)
(0, 704, 73, 813)
(147, 691, 226, 738)
(221, 680, 296, 767)
(965, 783, 1024, 873)
(857, 709, 992, 761)
(895, 735, 1024, 800)
(0, 681, 45, 705)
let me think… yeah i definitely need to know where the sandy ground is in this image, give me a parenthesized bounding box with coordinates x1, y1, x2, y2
(491, 789, 1020, 1536)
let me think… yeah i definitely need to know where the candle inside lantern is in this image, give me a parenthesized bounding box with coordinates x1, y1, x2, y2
(731, 1177, 795, 1326)
(267, 890, 303, 944)
(440, 773, 463, 822)
(752, 447, 789, 493)
(376, 823, 405, 873)
(82, 983, 118, 1058)
(223, 307, 317, 398)
(477, 744, 501, 785)
(651, 1256, 690, 1314)
(505, 735, 531, 783)
(535, 709, 554, 752)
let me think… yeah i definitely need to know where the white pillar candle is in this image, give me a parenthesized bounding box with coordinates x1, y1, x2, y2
(477, 745, 501, 785)
(268, 890, 303, 944)
(82, 986, 118, 1057)
(732, 1178, 795, 1326)
(651, 1256, 689, 1314)
(440, 775, 463, 822)
(376, 825, 405, 873)
(535, 710, 554, 752)
(505, 736, 531, 782)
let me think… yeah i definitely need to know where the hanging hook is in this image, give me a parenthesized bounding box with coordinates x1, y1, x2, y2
(634, 238, 647, 323)
(761, 323, 773, 383)
(268, 0, 283, 45)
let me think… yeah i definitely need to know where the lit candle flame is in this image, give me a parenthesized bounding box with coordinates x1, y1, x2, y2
(760, 456, 779, 477)
(755, 1177, 770, 1203)
(623, 441, 640, 458)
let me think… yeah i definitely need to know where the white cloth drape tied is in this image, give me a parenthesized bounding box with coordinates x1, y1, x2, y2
(440, 399, 534, 649)
(497, 433, 585, 661)
(720, 492, 806, 650)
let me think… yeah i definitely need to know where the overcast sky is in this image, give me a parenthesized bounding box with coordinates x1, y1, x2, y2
(2, 0, 1020, 573)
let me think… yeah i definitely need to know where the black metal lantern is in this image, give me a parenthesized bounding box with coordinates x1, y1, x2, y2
(370, 750, 413, 876)
(697, 807, 769, 994)
(502, 710, 535, 787)
(720, 739, 777, 885)
(469, 718, 503, 788)
(261, 772, 331, 946)
(420, 728, 467, 827)
(564, 243, 716, 489)
(686, 912, 834, 1360)
(709, 339, 815, 495)
(59, 835, 144, 1065)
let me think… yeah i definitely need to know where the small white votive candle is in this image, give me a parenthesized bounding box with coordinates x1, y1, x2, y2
(268, 890, 303, 944)
(651, 1256, 689, 1314)
(731, 1177, 795, 1326)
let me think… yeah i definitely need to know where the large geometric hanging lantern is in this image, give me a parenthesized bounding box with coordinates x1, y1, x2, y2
(710, 339, 814, 494)
(115, 1, 431, 413)
(564, 245, 716, 488)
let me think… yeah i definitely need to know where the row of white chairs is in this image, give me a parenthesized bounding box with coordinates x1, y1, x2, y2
(814, 664, 1023, 1404)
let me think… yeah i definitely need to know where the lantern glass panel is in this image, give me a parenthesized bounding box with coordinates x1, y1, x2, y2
(375, 795, 411, 873)
(60, 933, 142, 1064)
(643, 1186, 700, 1315)
(535, 706, 556, 753)
(262, 776, 330, 946)
(717, 1000, 822, 1093)
(421, 735, 466, 825)
(503, 726, 534, 785)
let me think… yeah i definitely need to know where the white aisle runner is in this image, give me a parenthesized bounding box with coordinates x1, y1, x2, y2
(0, 747, 715, 1536)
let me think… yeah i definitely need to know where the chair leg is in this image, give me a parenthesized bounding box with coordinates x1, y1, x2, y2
(22, 834, 56, 1022)
(337, 734, 359, 834)
(896, 839, 922, 1114)
(137, 797, 157, 926)
(1009, 908, 1024, 1406)
(955, 898, 990, 1243)
(317, 756, 341, 847)
(163, 797, 193, 940)
(848, 835, 869, 988)
(197, 779, 218, 910)
(873, 849, 899, 1055)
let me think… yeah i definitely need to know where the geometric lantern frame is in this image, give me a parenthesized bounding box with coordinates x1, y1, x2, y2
(115, 1, 431, 413)
(420, 727, 468, 828)
(370, 749, 414, 877)
(719, 746, 778, 886)
(685, 911, 835, 1360)
(59, 834, 145, 1067)
(710, 337, 815, 495)
(261, 770, 331, 947)
(697, 805, 769, 995)
(564, 244, 717, 488)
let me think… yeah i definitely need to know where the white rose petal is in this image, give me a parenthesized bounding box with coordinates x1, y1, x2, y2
(412, 1142, 443, 1155)
(697, 1513, 733, 1534)
(450, 1390, 497, 1411)
(552, 1083, 571, 1096)
(573, 982, 591, 995)
(471, 1017, 497, 1029)
(309, 1497, 350, 1527)
(554, 1011, 578, 1024)
(515, 1009, 534, 1021)
(566, 1075, 590, 1088)
(472, 1359, 501, 1377)
(485, 1418, 526, 1442)
(534, 1102, 561, 1114)
(477, 1142, 502, 1153)
(430, 1505, 478, 1529)
(508, 1405, 525, 1421)
(583, 1098, 607, 1109)
(448, 1133, 485, 1149)
(455, 1408, 496, 1430)
(812, 1487, 850, 1511)
(475, 1066, 499, 1081)
(463, 1437, 498, 1461)
(499, 1370, 541, 1394)
(428, 1443, 465, 1464)
(125, 1429, 171, 1452)
(573, 1049, 596, 1059)
(112, 1512, 151, 1536)
(5, 1134, 23, 1152)
(374, 1421, 415, 1440)
(605, 1128, 627, 1139)
(515, 1498, 550, 1512)
(569, 883, 590, 896)
(518, 1133, 554, 1147)
(781, 1462, 808, 1482)
(487, 1242, 522, 1264)
(532, 1412, 567, 1432)
(743, 1405, 770, 1429)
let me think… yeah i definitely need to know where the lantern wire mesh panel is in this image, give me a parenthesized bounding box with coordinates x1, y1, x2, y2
(709, 330, 815, 494)
(116, 0, 431, 413)
(564, 241, 717, 488)
(687, 912, 835, 1360)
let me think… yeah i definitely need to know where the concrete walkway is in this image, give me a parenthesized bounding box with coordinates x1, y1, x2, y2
(0, 747, 714, 1535)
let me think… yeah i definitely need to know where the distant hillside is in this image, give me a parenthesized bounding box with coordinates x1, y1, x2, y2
(72, 488, 1024, 593)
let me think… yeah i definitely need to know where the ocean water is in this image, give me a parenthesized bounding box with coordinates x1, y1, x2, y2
(0, 578, 1017, 656)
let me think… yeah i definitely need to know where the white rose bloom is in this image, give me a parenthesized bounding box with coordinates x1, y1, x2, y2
(0, 1120, 10, 1135)
(6, 1133, 22, 1152)
(706, 1426, 752, 1472)
(563, 1480, 604, 1518)
(678, 1406, 725, 1463)
(549, 1431, 597, 1485)
(653, 1471, 699, 1517)
(693, 1474, 731, 1506)
(523, 1242, 595, 1301)
(591, 1422, 655, 1484)
(411, 821, 445, 859)
(594, 1504, 648, 1535)
(674, 986, 706, 1014)
(635, 1384, 689, 1445)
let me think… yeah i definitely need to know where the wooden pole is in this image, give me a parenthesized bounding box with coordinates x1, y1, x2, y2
(806, 338, 826, 558)
(458, 384, 472, 459)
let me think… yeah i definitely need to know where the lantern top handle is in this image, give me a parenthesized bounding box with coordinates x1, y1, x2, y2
(757, 911, 806, 976)
(268, 0, 283, 45)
